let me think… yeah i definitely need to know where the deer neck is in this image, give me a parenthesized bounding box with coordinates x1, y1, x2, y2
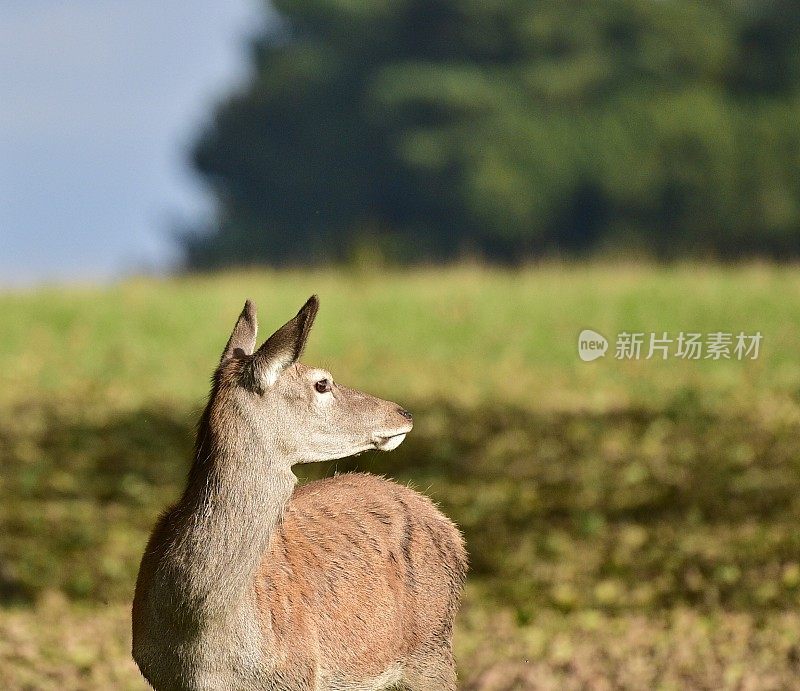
(167, 427, 296, 618)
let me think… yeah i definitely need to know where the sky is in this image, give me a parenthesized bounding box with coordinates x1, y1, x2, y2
(0, 0, 270, 285)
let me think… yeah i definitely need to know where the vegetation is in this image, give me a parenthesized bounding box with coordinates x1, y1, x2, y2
(185, 1, 800, 265)
(2, 265, 800, 688)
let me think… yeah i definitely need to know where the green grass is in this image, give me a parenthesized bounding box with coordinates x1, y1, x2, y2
(2, 264, 800, 688)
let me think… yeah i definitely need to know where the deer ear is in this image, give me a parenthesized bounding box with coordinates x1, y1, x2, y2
(220, 300, 258, 363)
(252, 295, 319, 385)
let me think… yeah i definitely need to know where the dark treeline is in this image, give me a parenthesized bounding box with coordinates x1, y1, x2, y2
(183, 0, 800, 267)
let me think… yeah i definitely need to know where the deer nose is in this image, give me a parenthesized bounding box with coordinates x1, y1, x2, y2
(397, 408, 413, 421)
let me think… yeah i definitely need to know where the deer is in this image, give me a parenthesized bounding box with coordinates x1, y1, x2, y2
(132, 296, 467, 691)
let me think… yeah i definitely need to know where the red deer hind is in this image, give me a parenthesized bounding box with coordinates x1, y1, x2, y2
(132, 296, 467, 690)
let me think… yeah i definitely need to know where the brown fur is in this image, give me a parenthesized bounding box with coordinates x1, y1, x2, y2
(256, 474, 466, 686)
(132, 297, 467, 691)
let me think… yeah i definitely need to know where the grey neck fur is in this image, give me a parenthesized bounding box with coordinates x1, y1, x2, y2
(165, 422, 296, 620)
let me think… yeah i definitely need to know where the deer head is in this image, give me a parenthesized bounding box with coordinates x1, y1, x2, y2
(203, 296, 413, 468)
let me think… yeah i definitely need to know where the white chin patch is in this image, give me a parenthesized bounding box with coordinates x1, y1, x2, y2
(378, 434, 406, 451)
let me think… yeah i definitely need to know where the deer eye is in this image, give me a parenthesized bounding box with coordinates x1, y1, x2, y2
(314, 378, 331, 394)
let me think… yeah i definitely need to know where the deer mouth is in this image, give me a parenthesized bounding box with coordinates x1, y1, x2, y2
(373, 432, 408, 451)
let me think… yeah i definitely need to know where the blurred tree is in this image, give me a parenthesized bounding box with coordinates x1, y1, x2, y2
(183, 0, 800, 266)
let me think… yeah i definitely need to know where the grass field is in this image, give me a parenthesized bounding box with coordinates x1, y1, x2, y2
(2, 264, 800, 689)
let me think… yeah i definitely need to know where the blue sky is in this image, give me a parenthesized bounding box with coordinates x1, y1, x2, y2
(0, 0, 270, 285)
